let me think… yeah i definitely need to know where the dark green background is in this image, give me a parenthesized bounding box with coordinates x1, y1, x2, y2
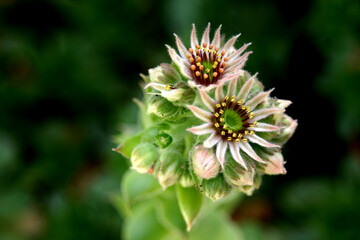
(0, 0, 359, 239)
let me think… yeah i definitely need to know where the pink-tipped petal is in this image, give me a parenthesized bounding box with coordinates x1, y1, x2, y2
(226, 51, 252, 70)
(187, 123, 214, 135)
(228, 43, 252, 61)
(201, 23, 211, 45)
(199, 89, 216, 111)
(187, 105, 212, 122)
(211, 25, 222, 49)
(229, 142, 247, 169)
(237, 73, 257, 101)
(246, 88, 274, 110)
(191, 24, 199, 50)
(222, 61, 248, 77)
(174, 34, 189, 59)
(204, 132, 221, 148)
(221, 34, 241, 56)
(251, 108, 284, 122)
(166, 45, 192, 79)
(277, 99, 292, 108)
(216, 140, 227, 168)
(215, 82, 224, 102)
(202, 83, 218, 92)
(247, 134, 280, 148)
(251, 122, 282, 132)
(239, 142, 266, 163)
(227, 75, 238, 97)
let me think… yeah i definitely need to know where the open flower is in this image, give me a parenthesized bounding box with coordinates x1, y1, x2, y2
(187, 73, 285, 169)
(167, 23, 251, 91)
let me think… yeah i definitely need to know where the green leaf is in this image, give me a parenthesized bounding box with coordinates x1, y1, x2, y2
(114, 132, 143, 159)
(155, 187, 187, 233)
(109, 193, 131, 218)
(176, 184, 203, 231)
(123, 202, 170, 240)
(189, 211, 244, 240)
(122, 170, 162, 208)
(114, 127, 158, 159)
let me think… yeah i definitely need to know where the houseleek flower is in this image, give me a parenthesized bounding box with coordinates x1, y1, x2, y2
(116, 24, 297, 203)
(167, 23, 251, 91)
(187, 72, 282, 168)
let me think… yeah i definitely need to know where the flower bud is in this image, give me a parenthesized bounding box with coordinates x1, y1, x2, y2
(237, 174, 262, 196)
(179, 168, 195, 188)
(266, 98, 292, 125)
(202, 174, 232, 202)
(131, 143, 159, 174)
(272, 114, 298, 145)
(192, 145, 220, 179)
(145, 82, 195, 104)
(262, 151, 287, 175)
(223, 155, 255, 187)
(147, 95, 178, 118)
(149, 64, 180, 84)
(158, 150, 184, 189)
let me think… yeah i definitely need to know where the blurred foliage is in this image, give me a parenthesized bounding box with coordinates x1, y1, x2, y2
(0, 0, 359, 239)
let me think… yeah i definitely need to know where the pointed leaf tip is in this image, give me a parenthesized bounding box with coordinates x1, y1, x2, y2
(176, 184, 203, 231)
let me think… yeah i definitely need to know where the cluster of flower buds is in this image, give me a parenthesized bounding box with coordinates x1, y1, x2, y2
(115, 24, 297, 201)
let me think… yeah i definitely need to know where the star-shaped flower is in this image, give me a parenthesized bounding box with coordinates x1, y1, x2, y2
(167, 23, 251, 91)
(187, 72, 284, 169)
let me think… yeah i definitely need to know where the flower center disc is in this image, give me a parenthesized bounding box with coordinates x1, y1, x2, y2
(223, 109, 243, 131)
(187, 42, 228, 86)
(213, 96, 257, 142)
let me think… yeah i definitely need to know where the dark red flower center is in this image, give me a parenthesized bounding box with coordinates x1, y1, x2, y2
(187, 42, 228, 86)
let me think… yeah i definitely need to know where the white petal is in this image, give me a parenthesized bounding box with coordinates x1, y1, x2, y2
(216, 140, 227, 168)
(199, 89, 216, 111)
(187, 105, 212, 122)
(239, 142, 266, 163)
(166, 45, 184, 66)
(237, 73, 257, 101)
(229, 142, 247, 169)
(251, 108, 284, 122)
(191, 24, 199, 50)
(227, 75, 237, 97)
(187, 123, 214, 135)
(247, 134, 280, 148)
(187, 80, 197, 88)
(215, 82, 224, 102)
(246, 88, 274, 110)
(277, 99, 292, 108)
(202, 83, 218, 92)
(228, 43, 252, 61)
(251, 122, 282, 132)
(201, 23, 211, 45)
(145, 82, 166, 91)
(166, 45, 192, 79)
(226, 52, 252, 70)
(174, 34, 189, 59)
(204, 132, 221, 148)
(161, 89, 185, 101)
(220, 34, 241, 56)
(211, 25, 222, 49)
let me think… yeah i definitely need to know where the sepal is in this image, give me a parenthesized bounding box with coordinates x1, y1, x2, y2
(158, 150, 185, 189)
(202, 174, 232, 202)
